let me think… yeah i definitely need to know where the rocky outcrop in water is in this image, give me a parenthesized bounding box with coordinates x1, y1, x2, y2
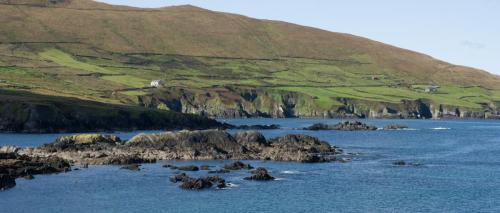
(304, 121, 377, 131)
(0, 147, 71, 190)
(170, 173, 227, 190)
(23, 130, 341, 165)
(244, 167, 275, 181)
(223, 161, 253, 170)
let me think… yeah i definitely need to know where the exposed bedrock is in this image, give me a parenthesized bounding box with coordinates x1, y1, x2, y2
(139, 87, 500, 119)
(20, 130, 341, 165)
(0, 147, 71, 190)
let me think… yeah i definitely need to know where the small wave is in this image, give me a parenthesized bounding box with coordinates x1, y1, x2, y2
(431, 127, 451, 130)
(280, 170, 300, 174)
(401, 128, 418, 131)
(274, 178, 286, 181)
(226, 183, 239, 188)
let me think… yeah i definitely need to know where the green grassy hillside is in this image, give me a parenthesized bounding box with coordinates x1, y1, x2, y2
(0, 0, 499, 118)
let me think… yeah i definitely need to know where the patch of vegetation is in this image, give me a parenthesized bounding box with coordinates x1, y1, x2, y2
(39, 49, 117, 74)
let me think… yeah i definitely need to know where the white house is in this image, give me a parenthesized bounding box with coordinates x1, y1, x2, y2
(150, 80, 164, 88)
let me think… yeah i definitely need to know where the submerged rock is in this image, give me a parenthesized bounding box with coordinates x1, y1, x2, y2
(304, 121, 377, 131)
(178, 165, 199, 171)
(244, 168, 275, 181)
(224, 161, 253, 170)
(200, 165, 211, 170)
(169, 173, 192, 183)
(120, 164, 141, 171)
(208, 169, 230, 174)
(393, 160, 423, 167)
(393, 160, 406, 166)
(384, 124, 408, 130)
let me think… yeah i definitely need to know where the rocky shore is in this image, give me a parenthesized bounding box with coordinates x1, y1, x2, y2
(304, 121, 378, 131)
(29, 130, 340, 165)
(0, 146, 71, 190)
(0, 130, 342, 190)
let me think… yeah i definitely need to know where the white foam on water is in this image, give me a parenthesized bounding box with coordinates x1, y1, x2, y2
(274, 178, 286, 181)
(226, 183, 239, 188)
(431, 127, 451, 130)
(280, 170, 300, 174)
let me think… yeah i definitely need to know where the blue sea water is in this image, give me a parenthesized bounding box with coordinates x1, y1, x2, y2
(1, 119, 500, 213)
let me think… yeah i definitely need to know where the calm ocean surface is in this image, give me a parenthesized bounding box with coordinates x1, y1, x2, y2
(1, 119, 500, 213)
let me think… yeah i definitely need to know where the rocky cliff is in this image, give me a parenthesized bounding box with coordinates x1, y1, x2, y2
(138, 87, 500, 119)
(0, 90, 225, 133)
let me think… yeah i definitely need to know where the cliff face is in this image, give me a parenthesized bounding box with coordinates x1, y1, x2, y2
(0, 91, 224, 133)
(138, 87, 500, 119)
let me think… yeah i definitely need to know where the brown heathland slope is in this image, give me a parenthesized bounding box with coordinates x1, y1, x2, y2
(0, 0, 499, 88)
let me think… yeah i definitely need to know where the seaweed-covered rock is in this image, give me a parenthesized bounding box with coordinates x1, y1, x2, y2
(244, 168, 275, 181)
(120, 164, 141, 171)
(224, 161, 253, 170)
(263, 134, 337, 162)
(179, 176, 227, 190)
(169, 173, 192, 183)
(178, 165, 199, 171)
(304, 121, 377, 131)
(180, 178, 213, 190)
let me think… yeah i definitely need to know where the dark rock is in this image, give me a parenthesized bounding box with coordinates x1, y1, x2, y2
(304, 121, 377, 131)
(180, 178, 213, 190)
(178, 165, 199, 171)
(26, 130, 342, 166)
(1, 153, 71, 190)
(120, 164, 141, 171)
(393, 161, 406, 166)
(41, 134, 121, 152)
(178, 175, 227, 190)
(224, 161, 253, 170)
(200, 165, 210, 170)
(208, 169, 230, 174)
(105, 155, 156, 165)
(23, 174, 34, 180)
(236, 124, 280, 130)
(162, 164, 173, 168)
(0, 174, 16, 190)
(169, 173, 192, 183)
(265, 134, 337, 162)
(233, 131, 268, 152)
(384, 124, 408, 130)
(244, 167, 275, 181)
(393, 161, 423, 167)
